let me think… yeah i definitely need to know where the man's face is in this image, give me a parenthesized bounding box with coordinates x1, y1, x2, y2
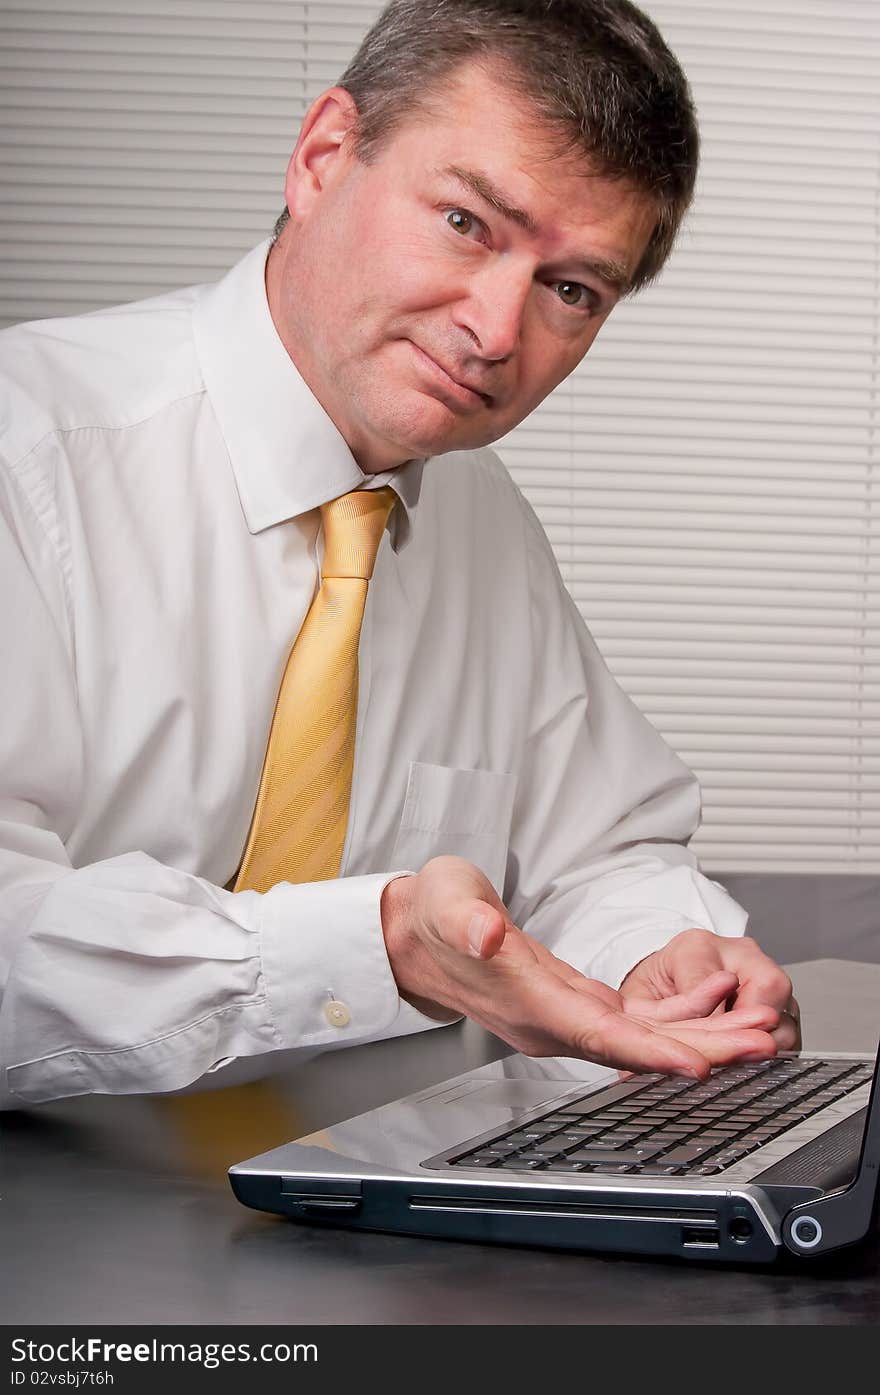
(269, 59, 658, 473)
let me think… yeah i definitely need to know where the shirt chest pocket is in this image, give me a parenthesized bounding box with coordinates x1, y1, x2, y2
(389, 761, 518, 897)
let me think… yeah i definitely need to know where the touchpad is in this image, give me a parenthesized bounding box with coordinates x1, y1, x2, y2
(450, 1081, 561, 1108)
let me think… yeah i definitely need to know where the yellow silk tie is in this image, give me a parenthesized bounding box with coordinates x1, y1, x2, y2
(233, 485, 398, 894)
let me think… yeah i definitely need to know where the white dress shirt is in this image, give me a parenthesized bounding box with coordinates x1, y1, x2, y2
(0, 239, 747, 1106)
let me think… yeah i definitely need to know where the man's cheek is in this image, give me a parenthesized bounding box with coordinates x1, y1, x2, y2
(392, 242, 467, 306)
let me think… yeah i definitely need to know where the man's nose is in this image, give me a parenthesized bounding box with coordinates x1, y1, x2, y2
(452, 261, 531, 363)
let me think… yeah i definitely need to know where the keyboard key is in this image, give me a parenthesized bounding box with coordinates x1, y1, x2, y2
(632, 1163, 685, 1176)
(773, 1109, 810, 1125)
(658, 1143, 717, 1165)
(564, 1147, 639, 1164)
(742, 1130, 782, 1146)
(599, 1129, 648, 1141)
(710, 1150, 748, 1167)
(569, 1146, 662, 1165)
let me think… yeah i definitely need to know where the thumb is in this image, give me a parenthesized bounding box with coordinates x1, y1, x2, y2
(416, 856, 511, 958)
(463, 902, 509, 959)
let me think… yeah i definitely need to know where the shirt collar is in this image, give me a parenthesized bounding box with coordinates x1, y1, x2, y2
(191, 238, 424, 541)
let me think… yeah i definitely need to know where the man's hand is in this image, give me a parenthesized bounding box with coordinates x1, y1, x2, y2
(381, 856, 781, 1079)
(619, 929, 802, 1051)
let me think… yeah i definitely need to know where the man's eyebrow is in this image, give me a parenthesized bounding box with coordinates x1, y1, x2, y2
(440, 163, 633, 294)
(443, 163, 539, 235)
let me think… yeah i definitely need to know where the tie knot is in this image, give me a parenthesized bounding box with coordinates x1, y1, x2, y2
(319, 487, 398, 580)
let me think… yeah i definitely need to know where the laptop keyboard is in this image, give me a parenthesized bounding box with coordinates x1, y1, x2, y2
(448, 1057, 873, 1177)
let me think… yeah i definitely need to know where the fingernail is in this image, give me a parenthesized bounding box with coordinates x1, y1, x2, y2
(467, 913, 489, 957)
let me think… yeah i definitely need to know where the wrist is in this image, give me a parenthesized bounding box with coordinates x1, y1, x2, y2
(380, 872, 415, 957)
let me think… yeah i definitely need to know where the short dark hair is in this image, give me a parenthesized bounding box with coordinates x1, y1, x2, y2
(272, 0, 699, 291)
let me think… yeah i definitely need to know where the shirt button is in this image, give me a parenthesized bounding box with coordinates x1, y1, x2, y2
(324, 999, 351, 1028)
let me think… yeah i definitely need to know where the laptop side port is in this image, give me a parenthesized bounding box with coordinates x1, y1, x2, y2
(681, 1225, 720, 1248)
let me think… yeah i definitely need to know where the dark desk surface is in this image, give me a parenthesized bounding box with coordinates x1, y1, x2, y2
(2, 960, 879, 1326)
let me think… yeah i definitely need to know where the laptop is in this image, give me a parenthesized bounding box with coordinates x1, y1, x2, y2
(228, 1040, 879, 1264)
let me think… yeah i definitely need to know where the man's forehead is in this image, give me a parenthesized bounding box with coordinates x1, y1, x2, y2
(394, 62, 639, 191)
(406, 57, 560, 137)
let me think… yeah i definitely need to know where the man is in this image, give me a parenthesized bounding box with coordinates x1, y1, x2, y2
(0, 0, 799, 1108)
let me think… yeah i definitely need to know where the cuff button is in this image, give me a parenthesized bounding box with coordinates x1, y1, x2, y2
(324, 999, 351, 1028)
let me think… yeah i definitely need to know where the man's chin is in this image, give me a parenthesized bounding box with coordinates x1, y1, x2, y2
(397, 404, 500, 458)
(354, 389, 500, 467)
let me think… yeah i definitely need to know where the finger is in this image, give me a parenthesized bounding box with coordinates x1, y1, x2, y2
(582, 1013, 776, 1076)
(663, 1023, 778, 1068)
(542, 953, 772, 1032)
(657, 932, 729, 994)
(771, 998, 802, 1051)
(515, 976, 716, 1078)
(687, 1003, 780, 1033)
(628, 998, 780, 1034)
(711, 938, 794, 1015)
(622, 969, 739, 1023)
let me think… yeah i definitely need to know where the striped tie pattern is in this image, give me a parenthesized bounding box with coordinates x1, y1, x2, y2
(232, 486, 398, 893)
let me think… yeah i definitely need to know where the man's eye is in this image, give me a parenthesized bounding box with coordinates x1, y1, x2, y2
(554, 281, 591, 309)
(446, 208, 481, 238)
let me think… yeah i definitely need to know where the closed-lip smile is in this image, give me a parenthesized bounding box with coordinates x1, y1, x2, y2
(408, 341, 493, 407)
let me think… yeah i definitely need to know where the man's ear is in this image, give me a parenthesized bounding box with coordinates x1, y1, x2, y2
(283, 85, 360, 222)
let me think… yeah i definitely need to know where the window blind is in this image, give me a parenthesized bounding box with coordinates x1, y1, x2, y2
(1, 0, 878, 872)
(498, 0, 880, 872)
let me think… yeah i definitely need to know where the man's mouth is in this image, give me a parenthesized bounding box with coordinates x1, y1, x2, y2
(407, 341, 493, 409)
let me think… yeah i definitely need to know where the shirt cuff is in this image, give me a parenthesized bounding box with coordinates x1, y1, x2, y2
(258, 870, 449, 1049)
